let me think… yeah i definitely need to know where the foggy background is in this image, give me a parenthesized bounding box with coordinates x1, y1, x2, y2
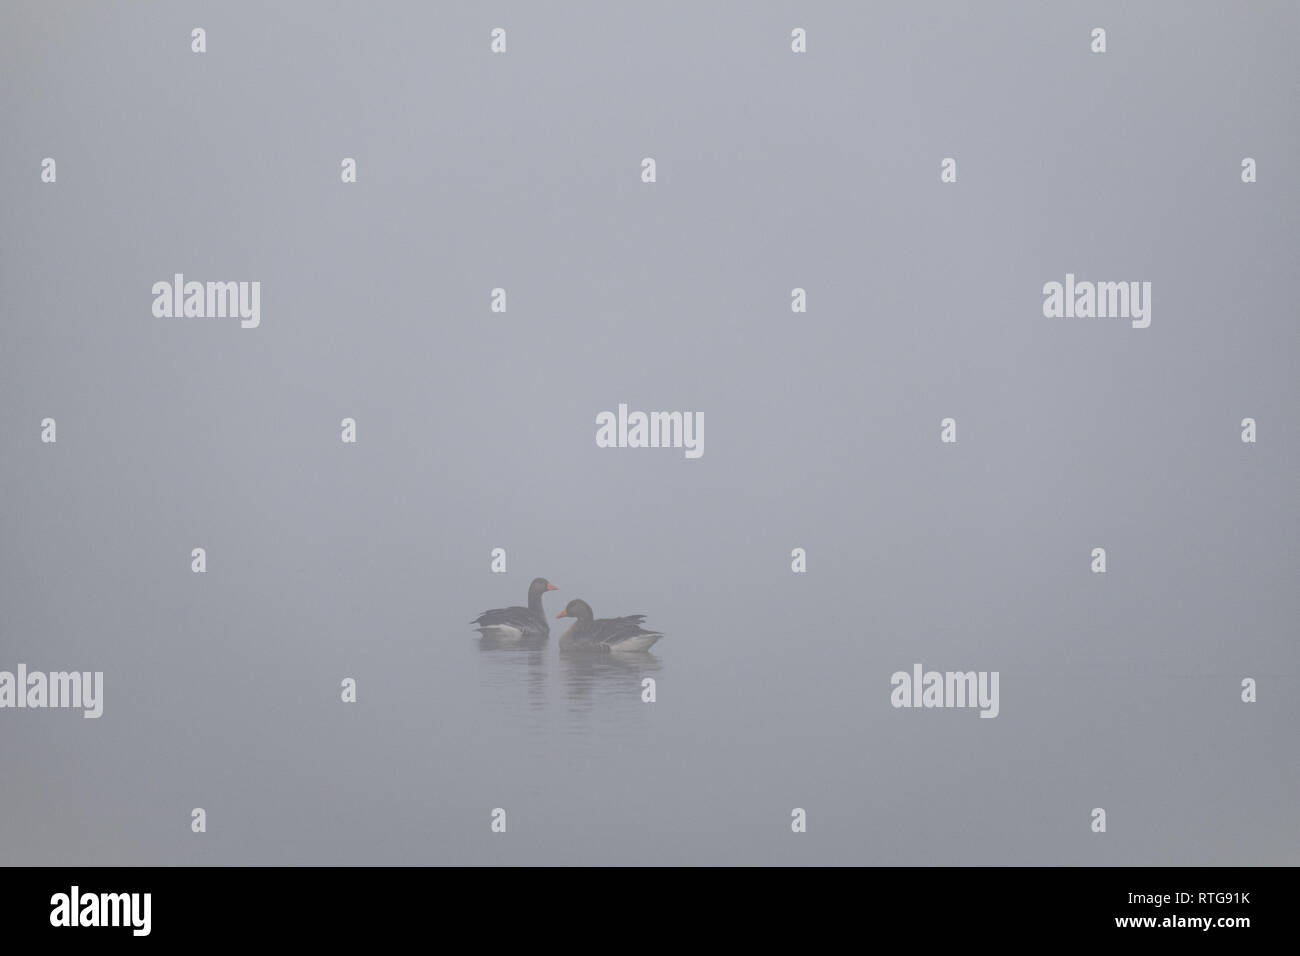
(0, 1, 1296, 865)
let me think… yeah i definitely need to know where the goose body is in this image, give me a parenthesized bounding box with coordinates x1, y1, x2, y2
(471, 578, 557, 640)
(556, 598, 663, 653)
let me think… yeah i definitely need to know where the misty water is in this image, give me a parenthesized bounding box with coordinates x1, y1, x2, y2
(1, 1, 1295, 867)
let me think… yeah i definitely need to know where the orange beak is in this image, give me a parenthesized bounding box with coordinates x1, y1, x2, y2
(546, 583, 558, 591)
(556, 609, 568, 619)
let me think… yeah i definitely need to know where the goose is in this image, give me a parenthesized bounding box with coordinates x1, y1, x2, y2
(471, 578, 557, 640)
(555, 598, 663, 653)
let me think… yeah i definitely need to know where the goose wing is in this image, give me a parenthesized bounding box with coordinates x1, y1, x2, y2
(593, 615, 653, 645)
(471, 605, 542, 630)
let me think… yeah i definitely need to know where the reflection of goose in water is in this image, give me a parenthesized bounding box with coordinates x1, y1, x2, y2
(555, 599, 664, 653)
(560, 646, 661, 704)
(470, 577, 557, 641)
(475, 627, 550, 713)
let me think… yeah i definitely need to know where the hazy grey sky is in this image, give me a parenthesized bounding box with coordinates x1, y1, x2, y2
(0, 1, 1295, 865)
